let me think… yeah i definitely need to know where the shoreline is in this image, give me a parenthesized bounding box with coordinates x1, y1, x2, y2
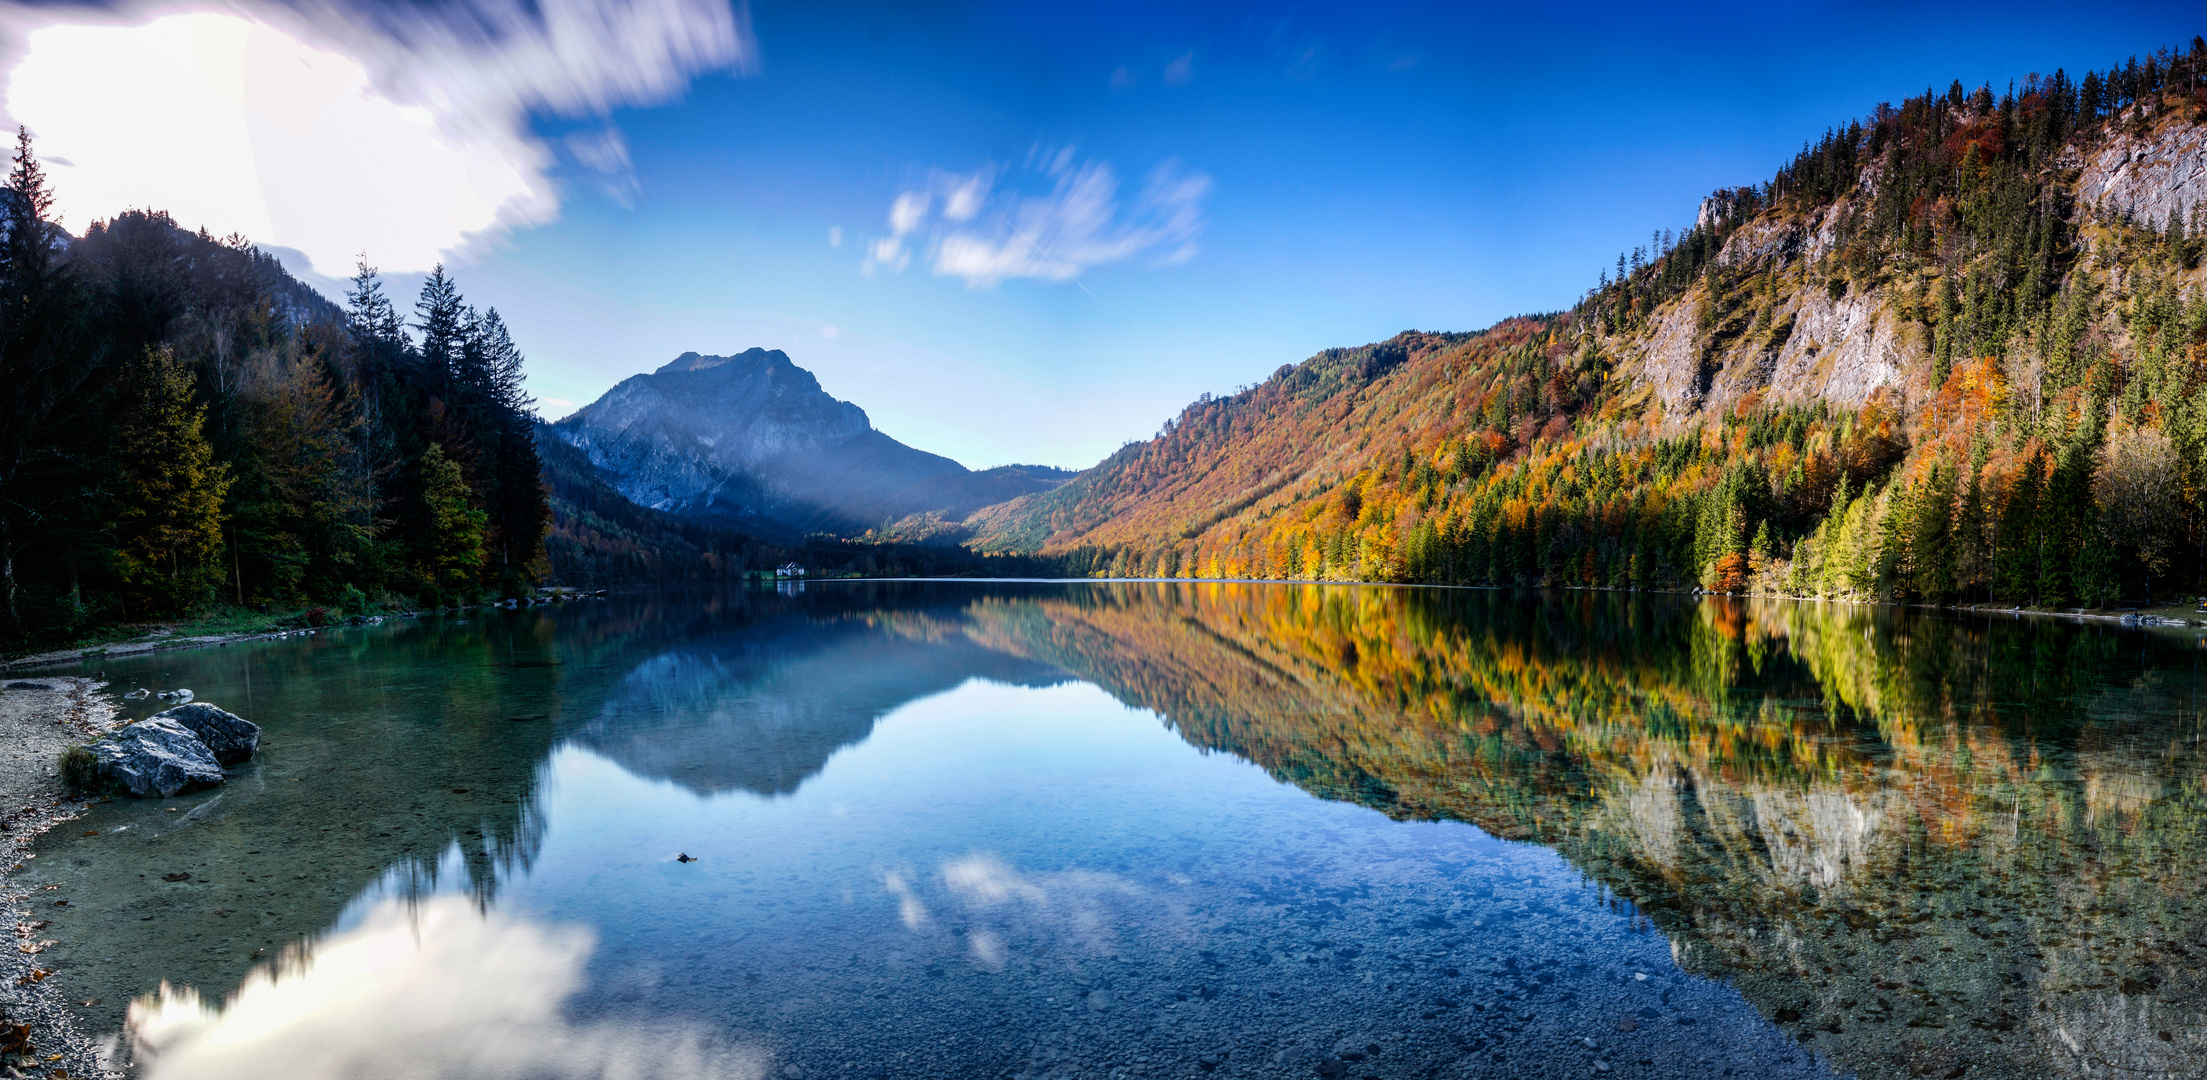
(0, 678, 129, 1078)
(8, 582, 2199, 675)
(1, 631, 309, 675)
(2, 593, 618, 673)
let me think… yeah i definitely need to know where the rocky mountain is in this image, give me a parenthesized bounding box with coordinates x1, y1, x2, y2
(549, 348, 1076, 540)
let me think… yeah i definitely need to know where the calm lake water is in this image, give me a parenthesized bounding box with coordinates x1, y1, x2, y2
(22, 582, 2207, 1080)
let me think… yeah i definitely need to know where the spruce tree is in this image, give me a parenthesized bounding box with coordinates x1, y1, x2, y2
(0, 128, 72, 632)
(413, 265, 466, 394)
(1953, 453, 1989, 601)
(1907, 462, 1955, 601)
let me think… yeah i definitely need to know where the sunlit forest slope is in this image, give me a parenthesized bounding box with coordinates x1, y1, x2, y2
(970, 41, 2207, 609)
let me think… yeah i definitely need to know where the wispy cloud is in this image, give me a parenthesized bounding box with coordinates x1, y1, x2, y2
(0, 0, 754, 274)
(865, 148, 1212, 288)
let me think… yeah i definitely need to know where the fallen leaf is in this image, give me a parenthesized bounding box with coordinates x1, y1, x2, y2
(161, 872, 190, 882)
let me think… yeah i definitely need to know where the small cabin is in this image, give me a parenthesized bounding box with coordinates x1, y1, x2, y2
(775, 563, 806, 578)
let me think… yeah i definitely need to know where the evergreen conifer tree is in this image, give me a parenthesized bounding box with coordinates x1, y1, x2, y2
(0, 127, 81, 633)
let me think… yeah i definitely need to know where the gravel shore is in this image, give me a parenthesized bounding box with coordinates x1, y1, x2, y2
(0, 678, 127, 1079)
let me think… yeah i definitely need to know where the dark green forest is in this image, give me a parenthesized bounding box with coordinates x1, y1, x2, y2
(0, 128, 548, 647)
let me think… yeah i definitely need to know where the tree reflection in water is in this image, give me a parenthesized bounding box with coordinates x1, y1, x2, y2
(951, 584, 2207, 1080)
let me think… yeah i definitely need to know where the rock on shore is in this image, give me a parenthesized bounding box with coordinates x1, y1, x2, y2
(87, 702, 262, 797)
(88, 716, 226, 798)
(150, 702, 260, 766)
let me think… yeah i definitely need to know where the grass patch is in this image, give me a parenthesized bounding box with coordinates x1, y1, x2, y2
(58, 745, 102, 794)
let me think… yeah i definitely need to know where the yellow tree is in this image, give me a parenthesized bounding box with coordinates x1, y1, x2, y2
(420, 443, 486, 602)
(111, 347, 231, 614)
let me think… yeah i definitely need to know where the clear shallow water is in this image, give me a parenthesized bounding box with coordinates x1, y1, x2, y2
(22, 583, 2207, 1080)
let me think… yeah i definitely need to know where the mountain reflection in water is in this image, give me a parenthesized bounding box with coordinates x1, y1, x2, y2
(29, 582, 2207, 1080)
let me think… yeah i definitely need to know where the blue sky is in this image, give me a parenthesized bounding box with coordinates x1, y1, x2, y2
(10, 1, 2206, 468)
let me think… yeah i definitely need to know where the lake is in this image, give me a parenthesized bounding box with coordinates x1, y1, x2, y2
(22, 582, 2207, 1080)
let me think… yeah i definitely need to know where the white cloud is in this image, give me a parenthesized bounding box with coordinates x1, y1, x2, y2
(861, 190, 930, 275)
(1161, 52, 1194, 87)
(941, 173, 986, 221)
(888, 190, 929, 234)
(827, 225, 842, 247)
(868, 151, 1211, 288)
(0, 0, 753, 274)
(129, 894, 766, 1080)
(561, 126, 633, 177)
(819, 324, 838, 338)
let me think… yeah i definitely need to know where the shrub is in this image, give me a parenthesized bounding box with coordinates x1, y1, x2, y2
(58, 745, 102, 793)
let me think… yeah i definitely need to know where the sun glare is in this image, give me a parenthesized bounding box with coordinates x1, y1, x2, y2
(6, 12, 550, 273)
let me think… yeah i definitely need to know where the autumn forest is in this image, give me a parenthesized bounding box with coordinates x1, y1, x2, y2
(972, 41, 2207, 610)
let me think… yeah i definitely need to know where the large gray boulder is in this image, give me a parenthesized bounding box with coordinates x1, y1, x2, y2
(91, 717, 225, 798)
(150, 702, 260, 765)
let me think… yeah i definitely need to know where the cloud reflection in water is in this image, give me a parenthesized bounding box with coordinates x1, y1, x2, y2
(128, 894, 765, 1080)
(894, 851, 1173, 972)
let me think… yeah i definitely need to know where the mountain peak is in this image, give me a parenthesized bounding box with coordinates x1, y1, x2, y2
(553, 346, 1073, 539)
(653, 347, 794, 376)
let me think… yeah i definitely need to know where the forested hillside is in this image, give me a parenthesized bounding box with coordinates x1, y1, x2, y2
(0, 128, 548, 647)
(971, 39, 2207, 609)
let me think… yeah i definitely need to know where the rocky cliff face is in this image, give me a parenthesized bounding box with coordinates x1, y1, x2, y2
(551, 348, 1073, 538)
(1626, 192, 1923, 417)
(2076, 118, 2207, 228)
(1631, 109, 2207, 421)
